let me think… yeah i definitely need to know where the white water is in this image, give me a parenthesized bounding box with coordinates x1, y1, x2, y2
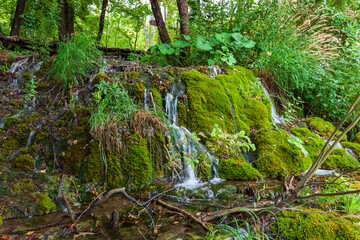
(260, 83, 283, 124)
(144, 88, 150, 110)
(26, 130, 37, 149)
(165, 82, 221, 189)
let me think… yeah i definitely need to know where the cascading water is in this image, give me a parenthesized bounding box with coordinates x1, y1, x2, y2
(165, 81, 221, 189)
(260, 83, 283, 124)
(144, 88, 150, 110)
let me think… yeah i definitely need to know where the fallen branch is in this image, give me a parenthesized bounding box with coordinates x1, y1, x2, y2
(155, 199, 210, 231)
(62, 190, 79, 232)
(203, 207, 266, 222)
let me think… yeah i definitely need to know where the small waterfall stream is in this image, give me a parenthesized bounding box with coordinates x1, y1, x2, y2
(260, 83, 283, 124)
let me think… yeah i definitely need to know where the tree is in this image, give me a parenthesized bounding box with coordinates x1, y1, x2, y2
(58, 0, 74, 40)
(149, 0, 171, 44)
(10, 0, 26, 36)
(96, 0, 109, 44)
(176, 0, 190, 36)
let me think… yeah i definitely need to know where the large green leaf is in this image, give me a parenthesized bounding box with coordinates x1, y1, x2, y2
(231, 33, 245, 42)
(171, 40, 190, 48)
(194, 36, 212, 51)
(214, 32, 233, 44)
(243, 40, 256, 49)
(158, 44, 176, 55)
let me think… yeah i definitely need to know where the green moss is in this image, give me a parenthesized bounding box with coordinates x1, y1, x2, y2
(1, 139, 20, 155)
(34, 193, 56, 214)
(33, 131, 48, 144)
(106, 149, 124, 189)
(196, 154, 212, 179)
(218, 155, 261, 180)
(0, 215, 2, 225)
(341, 141, 360, 158)
(180, 67, 271, 142)
(291, 127, 324, 161)
(253, 128, 312, 177)
(322, 148, 359, 170)
(150, 131, 168, 178)
(273, 208, 360, 240)
(12, 179, 34, 193)
(124, 133, 153, 187)
(3, 117, 21, 129)
(10, 100, 19, 107)
(126, 71, 139, 80)
(80, 141, 102, 183)
(150, 88, 163, 109)
(14, 154, 34, 172)
(306, 117, 347, 141)
(133, 82, 146, 103)
(353, 132, 360, 143)
(93, 72, 111, 86)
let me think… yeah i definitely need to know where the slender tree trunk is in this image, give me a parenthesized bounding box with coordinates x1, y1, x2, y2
(96, 0, 108, 44)
(149, 0, 171, 44)
(10, 0, 26, 36)
(58, 0, 75, 41)
(176, 0, 190, 36)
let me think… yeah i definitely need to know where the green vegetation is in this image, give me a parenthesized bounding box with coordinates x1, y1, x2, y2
(218, 156, 261, 181)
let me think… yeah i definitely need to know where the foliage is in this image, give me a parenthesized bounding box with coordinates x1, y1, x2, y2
(287, 136, 309, 157)
(51, 33, 102, 89)
(24, 78, 37, 106)
(206, 124, 255, 158)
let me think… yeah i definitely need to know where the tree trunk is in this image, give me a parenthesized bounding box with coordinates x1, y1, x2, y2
(96, 0, 108, 44)
(58, 0, 75, 41)
(176, 0, 190, 36)
(149, 0, 171, 44)
(10, 0, 26, 36)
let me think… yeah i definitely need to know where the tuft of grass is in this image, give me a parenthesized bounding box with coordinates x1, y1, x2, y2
(52, 33, 102, 89)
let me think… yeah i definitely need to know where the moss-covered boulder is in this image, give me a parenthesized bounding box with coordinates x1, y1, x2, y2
(180, 67, 271, 141)
(341, 141, 360, 158)
(133, 81, 146, 103)
(291, 127, 324, 161)
(196, 154, 212, 179)
(306, 117, 347, 141)
(92, 72, 111, 86)
(34, 193, 56, 214)
(218, 155, 261, 180)
(273, 209, 360, 240)
(124, 133, 153, 187)
(253, 128, 312, 177)
(322, 148, 359, 170)
(14, 154, 34, 172)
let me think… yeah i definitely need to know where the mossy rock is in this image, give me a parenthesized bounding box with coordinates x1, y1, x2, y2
(124, 133, 153, 187)
(150, 131, 168, 178)
(196, 154, 212, 179)
(106, 149, 125, 189)
(133, 81, 146, 103)
(322, 148, 359, 170)
(341, 142, 360, 158)
(273, 208, 360, 240)
(14, 154, 34, 172)
(34, 193, 56, 214)
(150, 88, 163, 109)
(0, 139, 20, 156)
(306, 117, 347, 141)
(81, 141, 102, 184)
(12, 179, 35, 194)
(291, 127, 324, 161)
(253, 128, 312, 177)
(218, 155, 261, 180)
(92, 72, 111, 86)
(3, 117, 21, 129)
(0, 215, 2, 225)
(180, 67, 271, 141)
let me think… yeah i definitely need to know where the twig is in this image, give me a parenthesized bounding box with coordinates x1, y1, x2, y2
(74, 232, 96, 238)
(76, 190, 106, 222)
(155, 199, 210, 231)
(62, 190, 79, 232)
(143, 187, 177, 206)
(203, 206, 266, 222)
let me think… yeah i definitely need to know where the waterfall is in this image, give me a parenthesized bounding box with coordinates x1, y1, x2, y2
(144, 88, 150, 110)
(26, 130, 37, 149)
(165, 82, 221, 189)
(260, 83, 283, 124)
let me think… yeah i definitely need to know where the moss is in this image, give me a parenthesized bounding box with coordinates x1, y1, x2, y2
(125, 71, 139, 80)
(3, 117, 21, 129)
(150, 88, 163, 109)
(80, 141, 102, 183)
(10, 100, 19, 107)
(0, 139, 20, 155)
(124, 133, 153, 187)
(180, 67, 271, 142)
(133, 81, 146, 103)
(150, 131, 168, 178)
(322, 148, 359, 170)
(196, 154, 212, 179)
(33, 131, 48, 144)
(34, 193, 56, 214)
(273, 208, 360, 240)
(12, 179, 34, 193)
(218, 155, 261, 180)
(14, 154, 34, 172)
(353, 132, 360, 143)
(35, 82, 48, 91)
(93, 72, 111, 86)
(306, 117, 347, 141)
(0, 215, 2, 225)
(341, 141, 360, 158)
(291, 127, 324, 161)
(106, 149, 124, 189)
(253, 128, 312, 177)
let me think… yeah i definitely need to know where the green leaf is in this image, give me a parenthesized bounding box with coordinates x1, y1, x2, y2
(231, 33, 245, 42)
(208, 59, 216, 65)
(243, 40, 256, 49)
(194, 36, 212, 51)
(214, 33, 233, 44)
(158, 44, 176, 55)
(171, 40, 190, 48)
(183, 35, 191, 41)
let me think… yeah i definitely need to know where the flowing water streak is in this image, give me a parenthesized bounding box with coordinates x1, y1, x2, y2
(260, 83, 283, 124)
(26, 130, 37, 149)
(144, 88, 150, 110)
